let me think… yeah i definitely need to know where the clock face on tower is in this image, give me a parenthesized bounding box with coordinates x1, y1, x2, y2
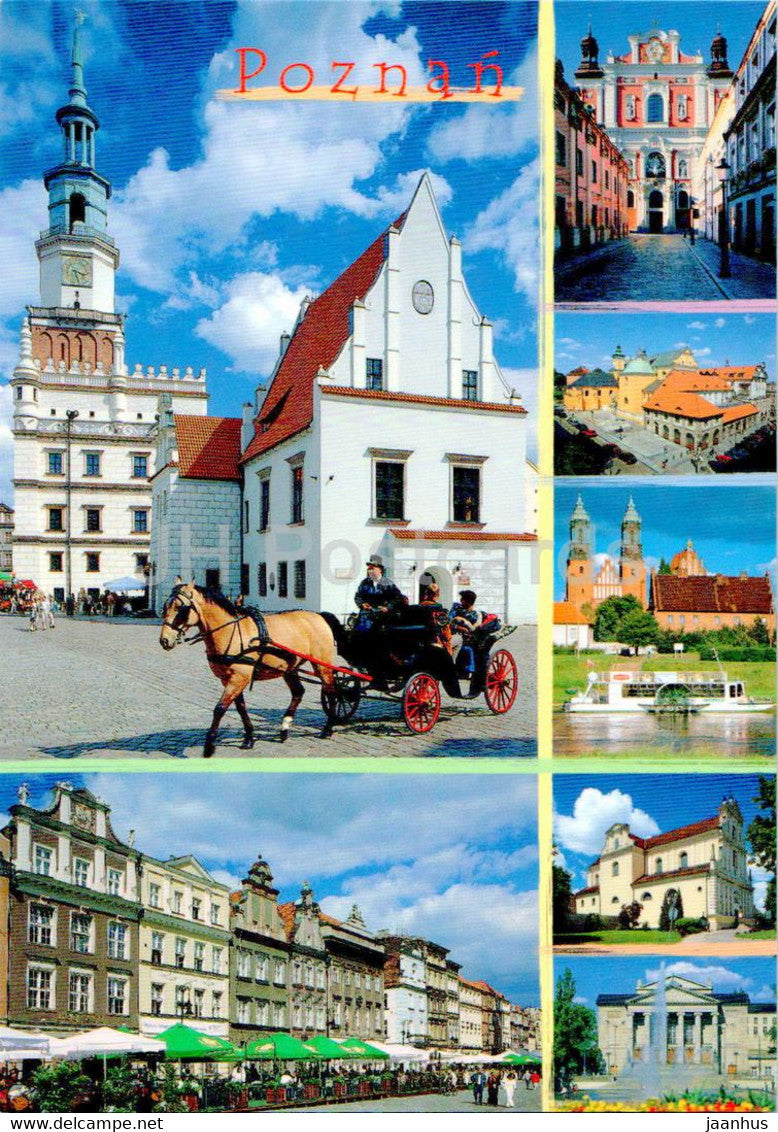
(411, 280, 434, 315)
(62, 256, 93, 287)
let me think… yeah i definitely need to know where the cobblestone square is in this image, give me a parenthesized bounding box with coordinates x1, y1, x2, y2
(0, 616, 536, 760)
(300, 1088, 542, 1112)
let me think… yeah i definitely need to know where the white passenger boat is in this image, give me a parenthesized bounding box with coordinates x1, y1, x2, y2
(564, 667, 774, 714)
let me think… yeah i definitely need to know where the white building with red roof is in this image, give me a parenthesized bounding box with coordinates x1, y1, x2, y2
(240, 173, 536, 622)
(573, 798, 756, 930)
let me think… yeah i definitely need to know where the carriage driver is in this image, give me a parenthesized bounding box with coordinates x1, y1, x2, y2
(354, 555, 403, 618)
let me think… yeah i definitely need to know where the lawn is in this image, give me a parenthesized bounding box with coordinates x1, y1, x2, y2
(554, 651, 776, 708)
(554, 930, 681, 945)
(744, 930, 777, 939)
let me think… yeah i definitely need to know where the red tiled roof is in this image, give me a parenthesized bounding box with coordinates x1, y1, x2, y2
(660, 369, 731, 393)
(277, 902, 296, 941)
(174, 415, 242, 481)
(701, 366, 760, 383)
(554, 600, 591, 625)
(630, 815, 720, 850)
(651, 574, 774, 615)
(633, 863, 712, 885)
(643, 390, 723, 420)
(574, 885, 600, 897)
(241, 222, 398, 463)
(389, 529, 537, 542)
(321, 386, 526, 414)
(721, 403, 759, 424)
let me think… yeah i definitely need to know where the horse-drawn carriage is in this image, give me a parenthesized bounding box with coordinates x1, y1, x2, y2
(159, 582, 519, 754)
(321, 603, 519, 734)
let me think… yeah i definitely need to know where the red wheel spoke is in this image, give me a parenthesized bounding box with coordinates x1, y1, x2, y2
(485, 650, 518, 715)
(402, 673, 441, 734)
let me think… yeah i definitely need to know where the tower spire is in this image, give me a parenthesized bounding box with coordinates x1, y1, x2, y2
(70, 11, 88, 108)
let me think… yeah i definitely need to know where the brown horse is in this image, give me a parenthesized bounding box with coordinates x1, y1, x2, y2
(158, 581, 341, 756)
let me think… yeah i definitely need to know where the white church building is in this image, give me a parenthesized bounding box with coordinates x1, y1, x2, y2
(234, 174, 536, 624)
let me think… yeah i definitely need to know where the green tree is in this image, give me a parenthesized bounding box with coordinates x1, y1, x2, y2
(593, 594, 643, 642)
(657, 557, 672, 575)
(618, 608, 660, 654)
(618, 901, 643, 929)
(553, 968, 605, 1086)
(553, 850, 574, 932)
(747, 776, 776, 925)
(554, 369, 568, 401)
(32, 1062, 93, 1113)
(749, 617, 770, 645)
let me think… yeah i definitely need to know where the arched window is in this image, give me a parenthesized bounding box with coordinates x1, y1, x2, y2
(611, 896, 620, 904)
(612, 861, 619, 876)
(677, 158, 689, 178)
(677, 190, 690, 209)
(647, 93, 664, 123)
(69, 192, 86, 230)
(627, 189, 635, 208)
(646, 153, 666, 179)
(679, 851, 688, 869)
(655, 857, 663, 874)
(642, 892, 653, 901)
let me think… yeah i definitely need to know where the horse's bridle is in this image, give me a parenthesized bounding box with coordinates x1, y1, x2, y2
(161, 586, 199, 645)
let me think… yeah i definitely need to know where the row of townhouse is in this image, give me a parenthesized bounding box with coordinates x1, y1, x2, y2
(0, 783, 534, 1051)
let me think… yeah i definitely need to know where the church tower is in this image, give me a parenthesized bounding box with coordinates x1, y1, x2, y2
(566, 494, 594, 610)
(619, 496, 647, 606)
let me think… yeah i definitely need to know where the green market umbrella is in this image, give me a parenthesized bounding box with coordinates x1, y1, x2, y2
(245, 1033, 323, 1061)
(339, 1038, 390, 1060)
(304, 1035, 361, 1060)
(157, 1023, 238, 1061)
(501, 1053, 541, 1066)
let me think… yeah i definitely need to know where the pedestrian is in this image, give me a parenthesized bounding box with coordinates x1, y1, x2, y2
(40, 593, 55, 630)
(523, 1068, 532, 1089)
(470, 1069, 485, 1105)
(28, 597, 38, 632)
(486, 1071, 500, 1106)
(530, 1069, 540, 1089)
(501, 1071, 517, 1108)
(65, 593, 75, 618)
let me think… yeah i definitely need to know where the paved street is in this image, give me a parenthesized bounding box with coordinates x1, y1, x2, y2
(0, 616, 536, 760)
(299, 1088, 541, 1112)
(556, 234, 776, 302)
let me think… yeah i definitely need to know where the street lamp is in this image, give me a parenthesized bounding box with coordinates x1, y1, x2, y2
(64, 409, 79, 601)
(716, 158, 732, 279)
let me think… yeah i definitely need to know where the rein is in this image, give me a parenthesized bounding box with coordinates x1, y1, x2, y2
(163, 589, 277, 676)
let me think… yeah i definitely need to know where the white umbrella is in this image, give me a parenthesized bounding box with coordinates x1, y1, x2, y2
(0, 1027, 50, 1054)
(52, 1027, 165, 1060)
(371, 1042, 433, 1062)
(102, 576, 148, 593)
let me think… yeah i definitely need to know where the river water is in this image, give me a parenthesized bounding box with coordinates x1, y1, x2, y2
(554, 710, 775, 759)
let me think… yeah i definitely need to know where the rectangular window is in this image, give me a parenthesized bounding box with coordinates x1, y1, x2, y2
(107, 922, 127, 960)
(48, 452, 64, 476)
(452, 466, 481, 523)
(132, 455, 148, 478)
(375, 461, 404, 521)
(555, 130, 566, 166)
(366, 358, 383, 391)
(48, 508, 64, 533)
(86, 552, 100, 573)
(258, 562, 267, 598)
(591, 161, 597, 183)
(27, 968, 52, 1011)
(85, 508, 101, 532)
(462, 370, 478, 402)
(294, 559, 306, 599)
(191, 898, 201, 921)
(69, 972, 90, 1013)
(260, 479, 270, 530)
(237, 950, 251, 979)
(34, 845, 53, 876)
(173, 891, 182, 914)
(107, 868, 122, 896)
(70, 914, 91, 954)
(243, 500, 250, 534)
(49, 552, 63, 573)
(274, 961, 286, 986)
(210, 903, 220, 926)
(84, 453, 101, 477)
(149, 883, 161, 908)
(256, 956, 269, 982)
(29, 905, 54, 946)
(212, 991, 222, 1018)
(274, 1003, 285, 1028)
(135, 553, 149, 574)
(133, 510, 148, 534)
(107, 977, 126, 1015)
(193, 988, 204, 1018)
(151, 932, 164, 966)
(278, 561, 288, 598)
(237, 998, 250, 1024)
(175, 938, 186, 968)
(74, 858, 89, 887)
(194, 942, 204, 972)
(576, 148, 583, 175)
(151, 984, 163, 1016)
(291, 464, 304, 523)
(212, 946, 223, 975)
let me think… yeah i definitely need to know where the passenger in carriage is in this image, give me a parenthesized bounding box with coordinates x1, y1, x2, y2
(420, 582, 452, 653)
(449, 589, 482, 675)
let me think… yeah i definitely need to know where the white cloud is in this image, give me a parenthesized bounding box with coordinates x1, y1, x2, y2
(558, 337, 581, 348)
(0, 179, 47, 325)
(195, 271, 314, 374)
(749, 864, 772, 913)
(714, 317, 726, 328)
(0, 385, 12, 503)
(744, 315, 756, 325)
(695, 347, 712, 357)
(465, 156, 540, 305)
(554, 788, 661, 857)
(645, 961, 758, 993)
(686, 321, 707, 330)
(426, 46, 537, 163)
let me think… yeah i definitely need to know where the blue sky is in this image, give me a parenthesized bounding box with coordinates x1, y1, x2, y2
(0, 773, 540, 1004)
(554, 481, 776, 600)
(554, 772, 775, 909)
(554, 956, 776, 1011)
(0, 0, 539, 500)
(556, 311, 776, 375)
(555, 1, 764, 79)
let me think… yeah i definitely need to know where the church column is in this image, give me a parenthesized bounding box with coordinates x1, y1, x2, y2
(68, 122, 76, 163)
(694, 1011, 702, 1064)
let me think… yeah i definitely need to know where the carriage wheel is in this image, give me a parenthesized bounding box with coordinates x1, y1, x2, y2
(321, 674, 362, 723)
(485, 649, 518, 714)
(402, 672, 441, 734)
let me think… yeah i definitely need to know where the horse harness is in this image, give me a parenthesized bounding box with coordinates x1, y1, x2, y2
(165, 587, 294, 684)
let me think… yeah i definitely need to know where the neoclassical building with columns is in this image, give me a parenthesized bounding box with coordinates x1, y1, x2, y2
(574, 798, 757, 930)
(598, 973, 775, 1079)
